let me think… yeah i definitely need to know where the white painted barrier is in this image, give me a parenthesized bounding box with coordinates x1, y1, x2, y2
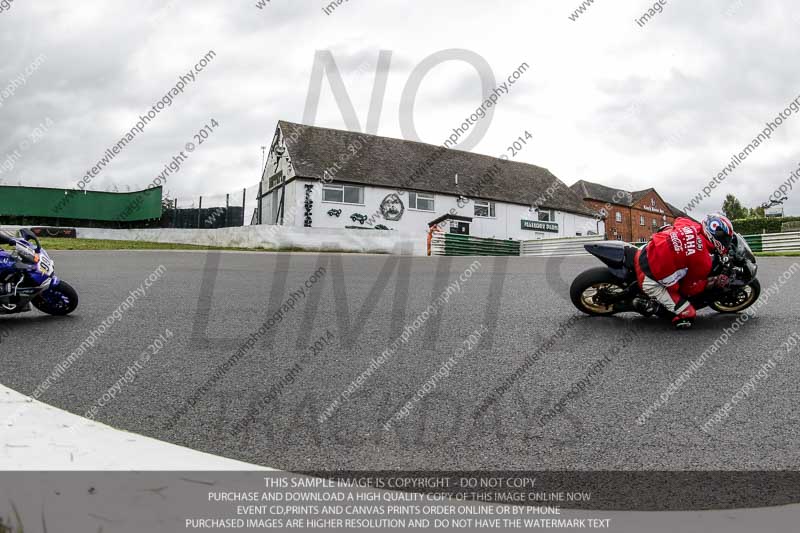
(1, 225, 428, 256)
(520, 234, 605, 257)
(761, 231, 800, 253)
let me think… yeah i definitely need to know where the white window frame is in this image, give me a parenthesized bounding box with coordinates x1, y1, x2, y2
(409, 191, 435, 211)
(640, 215, 645, 226)
(473, 200, 496, 218)
(537, 209, 554, 222)
(268, 172, 284, 190)
(615, 212, 623, 223)
(321, 183, 364, 205)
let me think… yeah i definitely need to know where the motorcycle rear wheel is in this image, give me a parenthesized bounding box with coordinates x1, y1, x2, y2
(710, 279, 761, 314)
(32, 280, 79, 316)
(570, 267, 626, 316)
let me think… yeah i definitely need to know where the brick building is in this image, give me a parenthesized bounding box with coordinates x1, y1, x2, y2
(570, 180, 687, 243)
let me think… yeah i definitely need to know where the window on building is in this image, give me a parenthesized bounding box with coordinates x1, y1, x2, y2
(268, 172, 284, 189)
(322, 183, 363, 204)
(615, 212, 622, 223)
(576, 232, 583, 237)
(474, 200, 496, 218)
(409, 191, 435, 211)
(652, 218, 658, 228)
(640, 215, 645, 226)
(538, 209, 554, 222)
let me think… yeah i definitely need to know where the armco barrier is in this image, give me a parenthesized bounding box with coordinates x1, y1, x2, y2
(430, 233, 520, 256)
(521, 234, 605, 257)
(744, 231, 800, 253)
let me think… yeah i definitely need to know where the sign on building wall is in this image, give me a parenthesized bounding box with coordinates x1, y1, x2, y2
(521, 219, 558, 232)
(642, 198, 665, 214)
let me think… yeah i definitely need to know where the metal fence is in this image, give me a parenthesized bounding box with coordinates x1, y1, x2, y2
(430, 231, 800, 258)
(165, 185, 255, 229)
(782, 221, 800, 232)
(520, 234, 605, 257)
(744, 231, 800, 253)
(430, 233, 520, 256)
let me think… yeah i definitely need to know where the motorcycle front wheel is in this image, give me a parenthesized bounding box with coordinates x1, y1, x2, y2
(709, 279, 761, 314)
(32, 280, 79, 316)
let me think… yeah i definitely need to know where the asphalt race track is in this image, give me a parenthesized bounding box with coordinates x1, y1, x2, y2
(1, 250, 799, 472)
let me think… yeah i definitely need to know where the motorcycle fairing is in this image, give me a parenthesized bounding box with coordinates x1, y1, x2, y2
(584, 241, 639, 279)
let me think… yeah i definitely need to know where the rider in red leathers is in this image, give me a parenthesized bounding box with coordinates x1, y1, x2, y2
(634, 214, 735, 329)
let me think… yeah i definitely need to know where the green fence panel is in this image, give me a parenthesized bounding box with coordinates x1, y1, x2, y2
(743, 234, 763, 253)
(443, 234, 520, 256)
(0, 185, 162, 222)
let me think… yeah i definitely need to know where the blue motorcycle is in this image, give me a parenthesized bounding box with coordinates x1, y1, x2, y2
(0, 229, 79, 316)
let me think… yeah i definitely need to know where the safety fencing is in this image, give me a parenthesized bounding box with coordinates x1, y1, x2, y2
(782, 221, 800, 232)
(743, 231, 800, 253)
(521, 234, 605, 257)
(430, 230, 800, 258)
(429, 233, 520, 256)
(430, 233, 603, 257)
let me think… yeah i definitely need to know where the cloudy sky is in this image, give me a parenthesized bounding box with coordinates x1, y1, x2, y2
(1, 0, 798, 219)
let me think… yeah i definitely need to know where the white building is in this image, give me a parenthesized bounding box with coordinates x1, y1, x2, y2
(256, 121, 603, 240)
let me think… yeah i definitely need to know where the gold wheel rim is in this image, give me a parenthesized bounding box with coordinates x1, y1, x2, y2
(714, 286, 755, 312)
(581, 283, 622, 314)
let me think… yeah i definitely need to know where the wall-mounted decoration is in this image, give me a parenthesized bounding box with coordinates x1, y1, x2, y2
(327, 208, 342, 218)
(31, 227, 77, 239)
(304, 185, 314, 227)
(379, 193, 405, 221)
(375, 224, 390, 231)
(350, 213, 368, 225)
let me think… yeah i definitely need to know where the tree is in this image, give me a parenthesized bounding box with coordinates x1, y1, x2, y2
(749, 205, 766, 218)
(161, 193, 175, 213)
(722, 194, 749, 220)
